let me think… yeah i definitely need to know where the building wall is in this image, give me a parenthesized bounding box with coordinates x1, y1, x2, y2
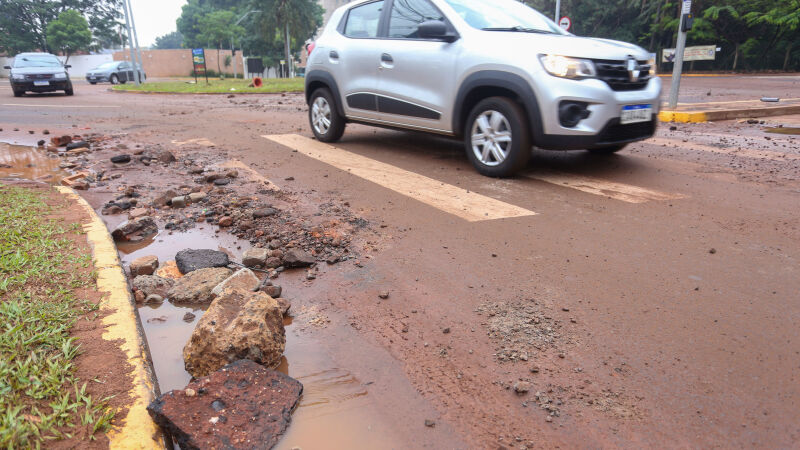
(113, 48, 241, 78)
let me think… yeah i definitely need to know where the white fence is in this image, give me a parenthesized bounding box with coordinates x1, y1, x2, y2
(0, 54, 112, 78)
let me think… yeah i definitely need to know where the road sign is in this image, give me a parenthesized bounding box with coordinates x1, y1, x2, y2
(191, 48, 208, 83)
(558, 16, 571, 31)
(681, 0, 692, 14)
(662, 45, 716, 62)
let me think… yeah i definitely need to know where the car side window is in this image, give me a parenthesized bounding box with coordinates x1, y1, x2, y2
(388, 0, 444, 39)
(344, 1, 384, 38)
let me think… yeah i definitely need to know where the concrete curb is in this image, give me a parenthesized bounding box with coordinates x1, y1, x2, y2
(54, 186, 164, 449)
(659, 104, 800, 123)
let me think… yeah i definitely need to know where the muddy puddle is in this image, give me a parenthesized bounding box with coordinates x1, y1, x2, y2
(118, 227, 405, 449)
(0, 142, 70, 184)
(764, 126, 800, 135)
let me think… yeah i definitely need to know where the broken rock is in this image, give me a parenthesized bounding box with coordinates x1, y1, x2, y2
(133, 275, 174, 298)
(241, 248, 268, 268)
(210, 268, 259, 298)
(147, 359, 302, 450)
(282, 249, 315, 268)
(111, 216, 158, 242)
(168, 267, 233, 304)
(183, 287, 285, 377)
(175, 249, 230, 274)
(110, 154, 131, 164)
(130, 255, 159, 277)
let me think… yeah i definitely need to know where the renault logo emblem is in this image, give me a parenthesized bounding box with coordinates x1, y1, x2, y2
(626, 57, 640, 82)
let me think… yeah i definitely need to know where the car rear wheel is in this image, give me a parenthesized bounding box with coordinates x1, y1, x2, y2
(587, 144, 626, 154)
(464, 97, 531, 177)
(308, 88, 345, 142)
(89, 82, 97, 85)
(110, 74, 119, 85)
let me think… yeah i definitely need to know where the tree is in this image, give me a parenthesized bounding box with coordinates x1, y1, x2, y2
(0, 0, 122, 54)
(46, 10, 92, 63)
(196, 10, 245, 74)
(154, 30, 184, 49)
(250, 0, 323, 76)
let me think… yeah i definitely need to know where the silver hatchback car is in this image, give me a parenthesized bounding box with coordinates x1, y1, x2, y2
(306, 0, 661, 176)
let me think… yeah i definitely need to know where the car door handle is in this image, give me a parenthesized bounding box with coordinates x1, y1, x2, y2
(329, 50, 339, 59)
(381, 53, 393, 63)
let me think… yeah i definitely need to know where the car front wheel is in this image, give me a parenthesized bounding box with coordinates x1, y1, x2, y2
(587, 144, 626, 154)
(13, 89, 23, 97)
(110, 74, 119, 85)
(464, 97, 531, 177)
(308, 88, 345, 142)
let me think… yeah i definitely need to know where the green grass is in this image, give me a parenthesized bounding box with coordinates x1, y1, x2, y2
(112, 77, 304, 94)
(0, 185, 115, 447)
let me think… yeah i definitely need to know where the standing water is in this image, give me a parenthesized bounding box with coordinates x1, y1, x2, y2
(0, 142, 69, 184)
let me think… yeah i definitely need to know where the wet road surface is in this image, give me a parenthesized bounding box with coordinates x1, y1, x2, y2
(1, 77, 799, 448)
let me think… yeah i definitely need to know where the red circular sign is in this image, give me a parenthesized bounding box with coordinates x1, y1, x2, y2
(559, 16, 571, 31)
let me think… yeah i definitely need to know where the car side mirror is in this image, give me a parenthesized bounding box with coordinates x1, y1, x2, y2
(3, 66, 11, 69)
(418, 20, 457, 43)
(64, 64, 72, 68)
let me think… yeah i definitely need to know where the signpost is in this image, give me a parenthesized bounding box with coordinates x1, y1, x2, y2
(558, 16, 571, 31)
(667, 0, 693, 109)
(192, 48, 208, 84)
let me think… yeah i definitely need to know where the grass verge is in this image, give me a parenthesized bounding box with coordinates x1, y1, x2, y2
(112, 77, 304, 94)
(0, 185, 115, 447)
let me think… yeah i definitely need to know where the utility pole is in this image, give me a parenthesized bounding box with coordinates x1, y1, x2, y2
(668, 0, 692, 109)
(554, 0, 561, 23)
(121, 0, 139, 86)
(127, 0, 144, 85)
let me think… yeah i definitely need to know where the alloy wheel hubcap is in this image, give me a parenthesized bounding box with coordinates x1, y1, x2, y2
(311, 97, 332, 135)
(471, 110, 512, 166)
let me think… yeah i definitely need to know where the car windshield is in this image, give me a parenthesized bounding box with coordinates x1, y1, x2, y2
(443, 0, 565, 34)
(96, 62, 119, 69)
(14, 55, 62, 68)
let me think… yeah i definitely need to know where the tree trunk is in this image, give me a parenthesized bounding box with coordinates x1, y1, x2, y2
(217, 47, 222, 75)
(648, 0, 663, 51)
(784, 42, 793, 71)
(732, 43, 739, 71)
(285, 23, 291, 78)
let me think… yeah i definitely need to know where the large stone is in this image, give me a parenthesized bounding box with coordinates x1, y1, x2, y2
(153, 189, 178, 207)
(171, 196, 187, 208)
(252, 208, 277, 218)
(111, 216, 158, 242)
(130, 255, 159, 277)
(183, 287, 285, 377)
(132, 275, 174, 298)
(210, 268, 259, 298)
(282, 249, 315, 268)
(175, 249, 230, 274)
(168, 267, 232, 304)
(241, 248, 268, 268)
(157, 151, 176, 163)
(147, 359, 302, 450)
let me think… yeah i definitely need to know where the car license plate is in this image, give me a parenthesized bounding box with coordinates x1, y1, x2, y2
(620, 104, 652, 124)
(33, 80, 49, 86)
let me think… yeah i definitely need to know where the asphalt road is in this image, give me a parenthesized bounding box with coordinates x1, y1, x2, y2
(1, 77, 799, 448)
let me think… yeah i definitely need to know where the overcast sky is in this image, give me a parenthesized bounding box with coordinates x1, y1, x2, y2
(129, 0, 187, 47)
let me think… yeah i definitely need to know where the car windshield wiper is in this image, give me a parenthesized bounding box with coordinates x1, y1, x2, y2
(481, 26, 554, 34)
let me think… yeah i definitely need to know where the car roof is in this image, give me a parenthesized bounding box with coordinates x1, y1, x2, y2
(16, 52, 58, 57)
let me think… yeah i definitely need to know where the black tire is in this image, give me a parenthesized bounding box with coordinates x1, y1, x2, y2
(110, 74, 119, 85)
(308, 87, 345, 142)
(65, 84, 74, 96)
(89, 82, 97, 85)
(464, 97, 531, 177)
(13, 89, 23, 97)
(587, 144, 626, 154)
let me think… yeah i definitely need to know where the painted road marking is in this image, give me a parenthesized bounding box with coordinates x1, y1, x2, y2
(263, 134, 536, 222)
(647, 137, 800, 161)
(526, 171, 685, 203)
(172, 137, 215, 147)
(2, 103, 120, 108)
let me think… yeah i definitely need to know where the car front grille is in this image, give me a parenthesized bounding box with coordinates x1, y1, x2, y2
(598, 119, 655, 144)
(25, 74, 54, 80)
(593, 59, 651, 91)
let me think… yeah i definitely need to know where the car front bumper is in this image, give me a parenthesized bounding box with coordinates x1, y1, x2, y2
(86, 75, 109, 83)
(533, 75, 661, 149)
(11, 79, 71, 92)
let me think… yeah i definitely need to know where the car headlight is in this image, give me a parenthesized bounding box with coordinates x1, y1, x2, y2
(53, 72, 67, 79)
(539, 55, 596, 79)
(11, 73, 25, 80)
(646, 56, 657, 76)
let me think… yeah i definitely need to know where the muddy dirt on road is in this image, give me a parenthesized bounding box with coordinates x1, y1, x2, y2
(1, 78, 799, 448)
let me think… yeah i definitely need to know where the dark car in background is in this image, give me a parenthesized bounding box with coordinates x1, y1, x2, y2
(85, 61, 146, 84)
(4, 52, 73, 97)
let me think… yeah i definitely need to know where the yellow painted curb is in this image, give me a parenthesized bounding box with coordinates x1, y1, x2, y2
(54, 186, 163, 449)
(658, 110, 708, 123)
